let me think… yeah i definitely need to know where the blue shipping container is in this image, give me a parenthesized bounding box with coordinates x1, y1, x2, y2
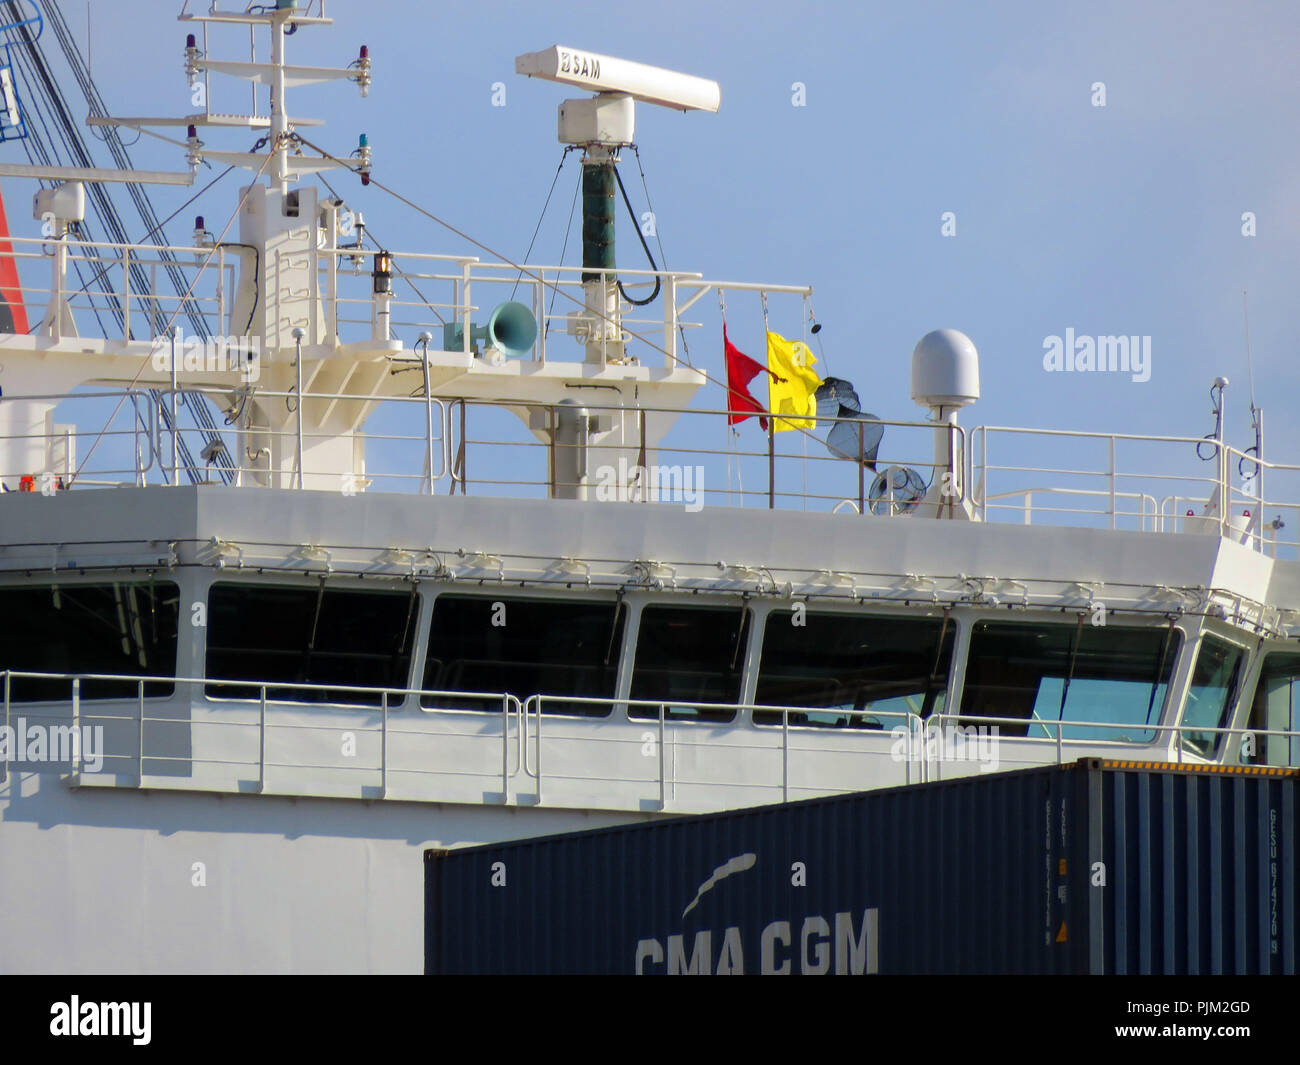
(425, 760, 1298, 974)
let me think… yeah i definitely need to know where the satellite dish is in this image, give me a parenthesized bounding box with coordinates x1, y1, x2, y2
(868, 465, 926, 515)
(816, 377, 881, 466)
(815, 377, 860, 419)
(827, 411, 883, 466)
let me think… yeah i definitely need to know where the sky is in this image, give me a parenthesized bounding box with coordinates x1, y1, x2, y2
(4, 0, 1299, 511)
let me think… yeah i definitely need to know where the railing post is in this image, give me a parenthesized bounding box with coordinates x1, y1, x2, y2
(137, 679, 145, 781)
(122, 248, 130, 340)
(71, 677, 80, 776)
(1217, 433, 1230, 539)
(768, 417, 775, 510)
(535, 274, 546, 364)
(380, 690, 388, 798)
(659, 704, 666, 811)
(258, 685, 267, 793)
(1, 672, 9, 784)
(216, 249, 226, 336)
(169, 326, 179, 485)
(546, 405, 556, 499)
(294, 330, 304, 490)
(460, 261, 473, 357)
(858, 421, 866, 516)
(979, 428, 988, 518)
(502, 693, 510, 804)
(458, 399, 467, 495)
(422, 341, 435, 496)
(327, 237, 338, 341)
(1056, 718, 1063, 764)
(50, 239, 65, 341)
(905, 713, 912, 785)
(663, 273, 677, 369)
(1108, 435, 1117, 530)
(781, 707, 789, 802)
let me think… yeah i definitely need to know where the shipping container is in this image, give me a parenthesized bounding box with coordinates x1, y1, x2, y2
(425, 760, 1299, 974)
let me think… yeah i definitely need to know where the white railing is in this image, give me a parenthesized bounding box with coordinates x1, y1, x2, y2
(0, 234, 234, 341)
(970, 425, 1300, 555)
(2, 236, 1295, 548)
(1, 233, 813, 369)
(4, 670, 1295, 810)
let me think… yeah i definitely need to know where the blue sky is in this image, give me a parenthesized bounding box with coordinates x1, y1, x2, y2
(6, 0, 1299, 502)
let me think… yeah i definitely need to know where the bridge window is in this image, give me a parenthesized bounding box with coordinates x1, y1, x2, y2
(1181, 635, 1245, 758)
(753, 611, 954, 728)
(0, 581, 179, 702)
(628, 605, 749, 723)
(206, 583, 417, 705)
(422, 595, 625, 716)
(1244, 653, 1300, 767)
(961, 620, 1179, 741)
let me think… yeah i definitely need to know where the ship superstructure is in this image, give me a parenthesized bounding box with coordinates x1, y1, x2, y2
(0, 2, 1297, 973)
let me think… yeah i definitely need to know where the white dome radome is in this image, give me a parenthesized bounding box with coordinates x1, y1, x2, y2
(911, 329, 980, 409)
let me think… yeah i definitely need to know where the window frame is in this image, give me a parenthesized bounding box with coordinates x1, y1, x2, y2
(1241, 648, 1300, 767)
(956, 615, 1184, 744)
(625, 600, 753, 725)
(419, 590, 629, 718)
(202, 579, 421, 707)
(750, 605, 958, 730)
(1179, 629, 1249, 759)
(0, 578, 182, 703)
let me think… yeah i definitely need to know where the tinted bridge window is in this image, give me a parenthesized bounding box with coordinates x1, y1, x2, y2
(0, 581, 179, 702)
(422, 595, 625, 715)
(628, 605, 749, 723)
(753, 610, 954, 728)
(961, 620, 1180, 741)
(206, 583, 418, 705)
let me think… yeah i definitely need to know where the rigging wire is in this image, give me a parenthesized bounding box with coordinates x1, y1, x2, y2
(317, 169, 446, 325)
(511, 145, 573, 301)
(3, 1, 233, 478)
(70, 152, 276, 485)
(51, 165, 237, 307)
(546, 164, 582, 337)
(41, 0, 235, 470)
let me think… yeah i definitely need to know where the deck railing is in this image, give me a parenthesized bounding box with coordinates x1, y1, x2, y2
(1, 236, 1294, 551)
(3, 670, 1295, 810)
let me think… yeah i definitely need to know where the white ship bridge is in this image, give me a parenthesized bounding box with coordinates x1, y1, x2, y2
(1, 223, 1298, 812)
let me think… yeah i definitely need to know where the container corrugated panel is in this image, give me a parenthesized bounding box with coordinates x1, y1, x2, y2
(425, 760, 1298, 975)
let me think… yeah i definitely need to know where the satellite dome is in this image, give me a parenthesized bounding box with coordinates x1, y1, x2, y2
(911, 329, 980, 409)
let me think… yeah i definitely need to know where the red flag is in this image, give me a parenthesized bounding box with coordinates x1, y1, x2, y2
(724, 324, 772, 429)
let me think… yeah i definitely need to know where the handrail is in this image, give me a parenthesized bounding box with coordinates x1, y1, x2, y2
(8, 670, 1297, 813)
(2, 378, 1298, 554)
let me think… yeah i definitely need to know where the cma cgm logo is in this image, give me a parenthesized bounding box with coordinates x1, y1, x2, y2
(634, 853, 879, 975)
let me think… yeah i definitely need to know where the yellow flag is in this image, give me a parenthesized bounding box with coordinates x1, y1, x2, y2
(766, 331, 821, 431)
